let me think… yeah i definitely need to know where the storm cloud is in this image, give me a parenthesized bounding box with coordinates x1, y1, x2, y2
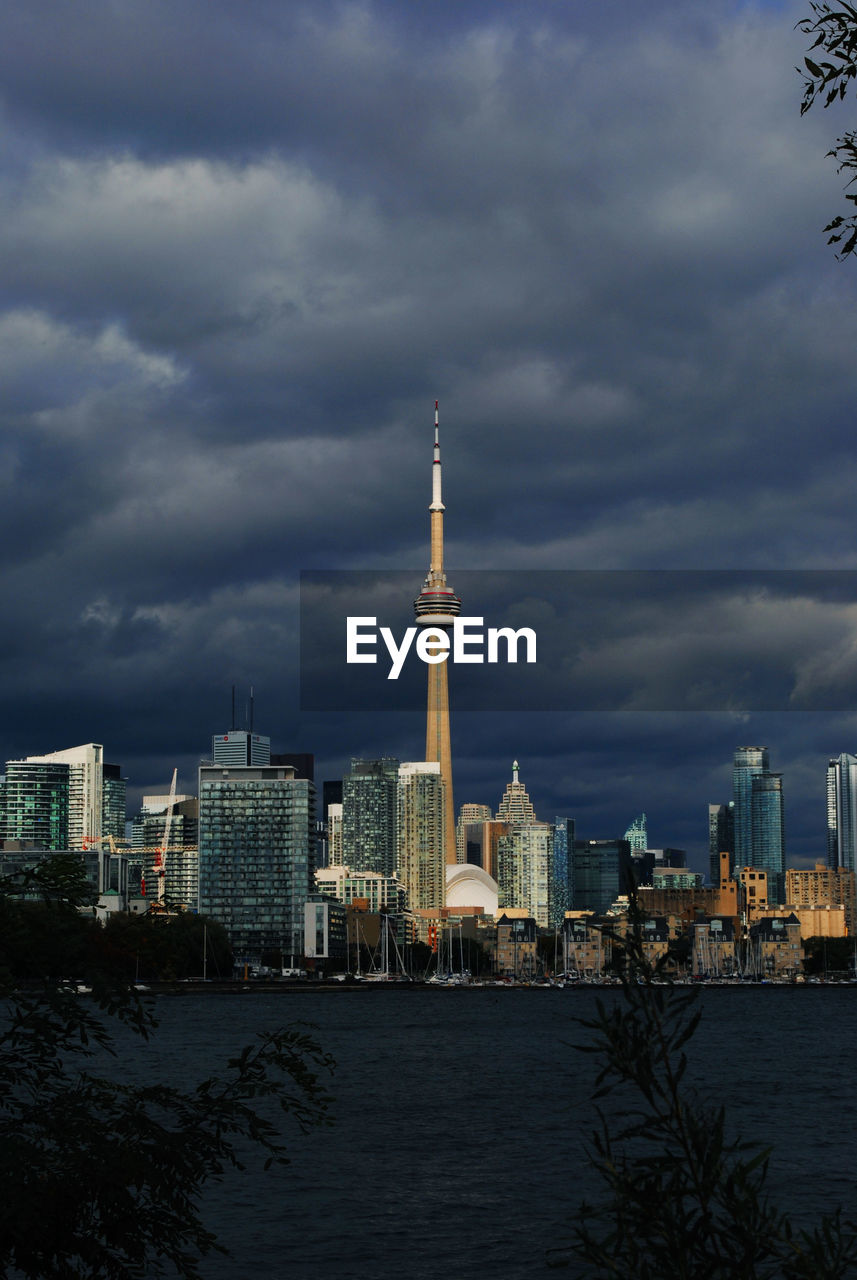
(0, 0, 854, 869)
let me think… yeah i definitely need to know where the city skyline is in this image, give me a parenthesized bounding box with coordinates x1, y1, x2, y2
(2, 1, 857, 870)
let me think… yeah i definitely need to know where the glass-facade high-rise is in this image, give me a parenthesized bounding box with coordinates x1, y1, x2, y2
(751, 772, 785, 904)
(731, 746, 786, 903)
(102, 763, 126, 844)
(708, 801, 735, 887)
(827, 753, 857, 872)
(732, 746, 769, 869)
(198, 764, 316, 963)
(550, 816, 575, 928)
(571, 839, 633, 916)
(25, 743, 104, 849)
(1, 759, 70, 849)
(623, 814, 647, 853)
(342, 758, 399, 876)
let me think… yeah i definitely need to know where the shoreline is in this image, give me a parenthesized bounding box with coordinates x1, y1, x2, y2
(134, 977, 856, 994)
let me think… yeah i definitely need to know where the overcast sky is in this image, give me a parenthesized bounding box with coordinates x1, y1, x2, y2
(2, 0, 856, 871)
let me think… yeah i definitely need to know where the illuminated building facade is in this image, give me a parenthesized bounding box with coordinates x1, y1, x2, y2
(397, 761, 445, 913)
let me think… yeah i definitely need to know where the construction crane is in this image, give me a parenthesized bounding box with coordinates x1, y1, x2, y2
(147, 767, 178, 909)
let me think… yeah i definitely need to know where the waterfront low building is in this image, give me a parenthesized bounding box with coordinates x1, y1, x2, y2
(496, 914, 537, 979)
(747, 914, 802, 978)
(750, 903, 847, 939)
(688, 916, 737, 978)
(562, 912, 612, 978)
(304, 896, 349, 971)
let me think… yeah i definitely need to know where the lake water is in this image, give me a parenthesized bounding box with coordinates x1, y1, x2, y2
(118, 986, 857, 1278)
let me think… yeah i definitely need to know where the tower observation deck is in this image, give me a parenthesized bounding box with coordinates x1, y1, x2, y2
(414, 402, 461, 626)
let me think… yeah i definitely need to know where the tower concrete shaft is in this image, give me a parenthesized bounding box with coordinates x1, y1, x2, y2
(414, 402, 460, 866)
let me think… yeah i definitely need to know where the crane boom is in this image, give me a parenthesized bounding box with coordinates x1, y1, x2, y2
(154, 768, 178, 905)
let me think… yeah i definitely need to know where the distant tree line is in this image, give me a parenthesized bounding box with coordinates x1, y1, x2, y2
(0, 859, 233, 986)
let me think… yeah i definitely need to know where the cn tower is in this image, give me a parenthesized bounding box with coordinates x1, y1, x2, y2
(414, 401, 460, 866)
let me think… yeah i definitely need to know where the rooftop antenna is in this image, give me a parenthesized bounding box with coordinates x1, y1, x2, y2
(231, 684, 236, 732)
(250, 686, 255, 733)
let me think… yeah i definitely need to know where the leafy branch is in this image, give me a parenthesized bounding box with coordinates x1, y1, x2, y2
(548, 905, 857, 1277)
(0, 854, 334, 1279)
(798, 3, 857, 257)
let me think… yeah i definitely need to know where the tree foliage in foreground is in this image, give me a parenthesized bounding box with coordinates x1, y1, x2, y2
(547, 909, 857, 1277)
(0, 856, 334, 1279)
(799, 3, 857, 257)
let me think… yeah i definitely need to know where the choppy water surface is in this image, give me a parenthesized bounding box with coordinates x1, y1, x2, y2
(122, 987, 857, 1279)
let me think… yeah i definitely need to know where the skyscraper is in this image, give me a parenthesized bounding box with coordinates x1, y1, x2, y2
(731, 746, 785, 903)
(102, 763, 126, 844)
(732, 746, 769, 869)
(456, 803, 493, 862)
(571, 839, 633, 916)
(397, 761, 445, 913)
(708, 801, 735, 887)
(456, 817, 509, 880)
(750, 772, 785, 904)
(497, 761, 537, 825)
(414, 402, 460, 866)
(624, 814, 648, 853)
(326, 803, 344, 866)
(827, 753, 857, 872)
(1, 758, 70, 849)
(26, 743, 104, 849)
(198, 761, 315, 962)
(132, 796, 200, 911)
(497, 821, 552, 927)
(341, 758, 400, 876)
(550, 816, 575, 928)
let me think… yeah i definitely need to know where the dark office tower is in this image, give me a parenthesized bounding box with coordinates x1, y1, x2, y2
(1, 759, 70, 849)
(270, 752, 315, 780)
(101, 763, 126, 843)
(341, 758, 400, 876)
(212, 731, 271, 766)
(732, 746, 769, 870)
(198, 762, 315, 963)
(708, 801, 735, 887)
(751, 772, 786, 904)
(571, 839, 633, 916)
(550, 816, 575, 928)
(827, 753, 857, 872)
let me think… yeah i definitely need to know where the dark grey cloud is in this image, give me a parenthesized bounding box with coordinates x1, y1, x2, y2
(0, 0, 852, 870)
